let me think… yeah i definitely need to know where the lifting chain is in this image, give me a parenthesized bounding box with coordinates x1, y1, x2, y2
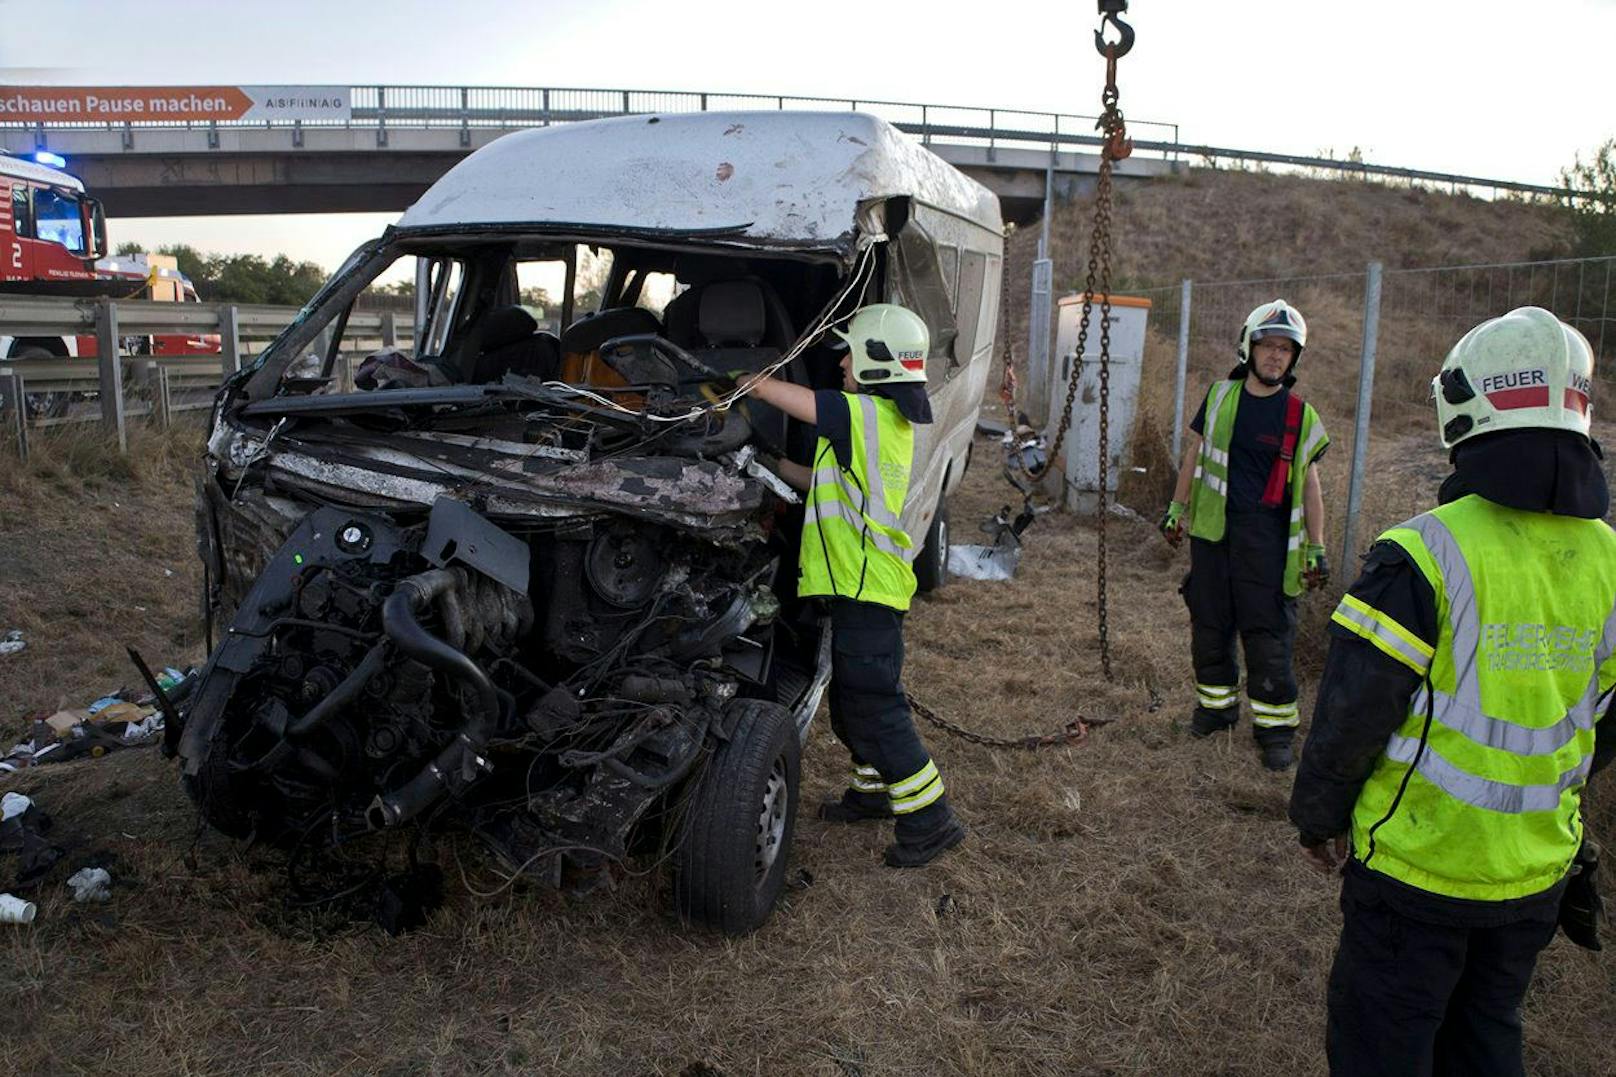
(1027, 3, 1133, 682)
(997, 273, 1020, 426)
(909, 693, 1113, 751)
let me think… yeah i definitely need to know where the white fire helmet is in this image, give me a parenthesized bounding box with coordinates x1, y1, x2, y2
(833, 303, 930, 385)
(1237, 300, 1309, 370)
(1432, 305, 1595, 450)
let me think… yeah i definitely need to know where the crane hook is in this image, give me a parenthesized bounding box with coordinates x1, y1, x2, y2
(1094, 1, 1134, 59)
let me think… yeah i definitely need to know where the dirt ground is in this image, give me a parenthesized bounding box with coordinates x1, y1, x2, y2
(3, 411, 1614, 1076)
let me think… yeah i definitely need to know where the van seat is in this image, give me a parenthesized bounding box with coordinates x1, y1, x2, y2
(464, 306, 560, 384)
(557, 307, 663, 389)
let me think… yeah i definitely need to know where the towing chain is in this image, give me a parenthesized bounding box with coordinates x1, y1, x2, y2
(1031, 6, 1132, 681)
(909, 694, 1113, 751)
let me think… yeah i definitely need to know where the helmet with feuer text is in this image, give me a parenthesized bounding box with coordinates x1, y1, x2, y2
(1432, 306, 1595, 450)
(833, 303, 930, 385)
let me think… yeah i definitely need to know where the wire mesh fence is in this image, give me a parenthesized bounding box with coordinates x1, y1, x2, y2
(1126, 254, 1616, 566)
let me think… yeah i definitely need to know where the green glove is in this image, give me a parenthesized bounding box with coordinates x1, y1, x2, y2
(1303, 542, 1329, 589)
(1159, 500, 1186, 546)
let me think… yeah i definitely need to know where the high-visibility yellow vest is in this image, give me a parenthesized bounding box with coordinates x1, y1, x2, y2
(798, 392, 917, 611)
(1187, 379, 1328, 597)
(1331, 494, 1616, 900)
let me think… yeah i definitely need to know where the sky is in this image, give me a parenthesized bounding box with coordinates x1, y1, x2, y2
(2, 0, 1613, 275)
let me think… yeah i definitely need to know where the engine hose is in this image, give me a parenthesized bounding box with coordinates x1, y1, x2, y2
(369, 569, 502, 829)
(287, 642, 389, 738)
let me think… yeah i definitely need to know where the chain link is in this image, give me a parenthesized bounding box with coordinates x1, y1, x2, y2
(1026, 46, 1129, 681)
(909, 694, 1112, 751)
(917, 28, 1135, 753)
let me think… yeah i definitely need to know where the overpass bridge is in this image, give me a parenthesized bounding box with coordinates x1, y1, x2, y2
(0, 85, 1573, 223)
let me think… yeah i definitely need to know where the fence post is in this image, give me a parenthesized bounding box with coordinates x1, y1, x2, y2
(1341, 262, 1383, 564)
(1027, 258, 1054, 428)
(380, 310, 397, 348)
(1, 371, 27, 461)
(219, 305, 242, 379)
(1172, 279, 1192, 460)
(95, 297, 127, 453)
(154, 365, 172, 431)
(333, 354, 352, 393)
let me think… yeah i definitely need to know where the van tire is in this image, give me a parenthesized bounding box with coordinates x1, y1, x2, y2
(673, 698, 800, 936)
(914, 498, 950, 594)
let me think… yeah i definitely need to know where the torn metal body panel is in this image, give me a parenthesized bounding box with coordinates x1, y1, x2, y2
(182, 110, 1003, 936)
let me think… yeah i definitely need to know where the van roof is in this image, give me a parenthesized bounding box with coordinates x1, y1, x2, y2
(395, 111, 1001, 256)
(0, 152, 85, 192)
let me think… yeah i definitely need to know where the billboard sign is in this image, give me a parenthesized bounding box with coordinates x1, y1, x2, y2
(0, 86, 352, 123)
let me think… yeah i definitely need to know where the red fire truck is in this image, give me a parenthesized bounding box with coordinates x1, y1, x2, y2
(0, 150, 220, 365)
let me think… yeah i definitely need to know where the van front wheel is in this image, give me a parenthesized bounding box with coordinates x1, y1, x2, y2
(673, 699, 800, 936)
(914, 497, 950, 594)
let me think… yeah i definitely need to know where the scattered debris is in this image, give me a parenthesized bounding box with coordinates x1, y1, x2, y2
(0, 892, 37, 924)
(0, 629, 23, 657)
(67, 866, 112, 903)
(0, 665, 194, 776)
(0, 795, 62, 890)
(1, 792, 30, 822)
(945, 422, 1055, 581)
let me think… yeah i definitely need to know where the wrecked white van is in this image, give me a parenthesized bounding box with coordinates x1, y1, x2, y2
(180, 111, 1003, 934)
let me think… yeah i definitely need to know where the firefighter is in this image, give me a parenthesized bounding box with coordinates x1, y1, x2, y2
(1161, 300, 1330, 770)
(737, 303, 967, 868)
(1289, 306, 1615, 1074)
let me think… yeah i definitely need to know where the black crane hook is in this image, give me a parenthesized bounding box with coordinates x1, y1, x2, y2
(1094, 0, 1135, 58)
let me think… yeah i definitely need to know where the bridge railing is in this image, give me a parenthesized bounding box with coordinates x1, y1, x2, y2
(2, 83, 1183, 159)
(3, 83, 1587, 203)
(0, 295, 414, 458)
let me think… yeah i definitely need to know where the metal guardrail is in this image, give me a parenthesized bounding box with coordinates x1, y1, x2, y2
(5, 83, 1586, 202)
(0, 294, 414, 459)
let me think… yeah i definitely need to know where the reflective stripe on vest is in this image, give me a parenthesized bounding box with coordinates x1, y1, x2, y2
(797, 393, 917, 611)
(1347, 496, 1616, 900)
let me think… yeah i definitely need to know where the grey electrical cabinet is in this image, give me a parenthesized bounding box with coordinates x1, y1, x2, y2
(1045, 294, 1151, 513)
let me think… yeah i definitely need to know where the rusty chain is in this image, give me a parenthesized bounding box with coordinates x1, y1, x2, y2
(1026, 24, 1131, 682)
(997, 271, 1020, 425)
(907, 7, 1136, 753)
(909, 694, 1113, 751)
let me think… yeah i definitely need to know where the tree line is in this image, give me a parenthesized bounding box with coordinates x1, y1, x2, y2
(116, 242, 328, 306)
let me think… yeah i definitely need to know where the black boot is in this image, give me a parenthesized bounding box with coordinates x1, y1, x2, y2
(1190, 705, 1238, 738)
(817, 790, 893, 824)
(884, 805, 967, 868)
(1255, 729, 1295, 771)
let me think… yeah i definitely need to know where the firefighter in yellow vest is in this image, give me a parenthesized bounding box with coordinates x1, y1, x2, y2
(1162, 300, 1330, 770)
(737, 303, 966, 868)
(1289, 307, 1614, 1074)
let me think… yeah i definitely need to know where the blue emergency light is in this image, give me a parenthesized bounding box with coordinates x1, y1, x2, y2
(32, 151, 67, 168)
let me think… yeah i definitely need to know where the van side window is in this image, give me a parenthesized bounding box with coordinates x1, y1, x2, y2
(937, 244, 959, 310)
(12, 185, 34, 239)
(887, 225, 959, 390)
(954, 249, 990, 364)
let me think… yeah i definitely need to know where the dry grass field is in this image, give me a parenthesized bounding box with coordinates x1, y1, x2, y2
(2, 169, 1613, 1075)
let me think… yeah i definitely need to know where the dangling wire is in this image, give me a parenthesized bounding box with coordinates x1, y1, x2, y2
(533, 238, 883, 423)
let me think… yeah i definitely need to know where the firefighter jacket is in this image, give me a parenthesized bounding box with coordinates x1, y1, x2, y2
(1188, 379, 1328, 597)
(1306, 494, 1616, 902)
(798, 392, 917, 612)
